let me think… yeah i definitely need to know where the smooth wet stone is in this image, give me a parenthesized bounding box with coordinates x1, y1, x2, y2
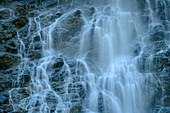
(51, 10, 84, 55)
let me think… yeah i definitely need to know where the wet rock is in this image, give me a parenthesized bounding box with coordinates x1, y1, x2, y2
(68, 83, 85, 99)
(98, 92, 104, 113)
(0, 104, 13, 113)
(33, 35, 41, 42)
(28, 10, 40, 17)
(27, 50, 42, 60)
(18, 24, 29, 37)
(0, 95, 8, 104)
(0, 28, 17, 45)
(40, 14, 60, 28)
(164, 48, 170, 57)
(4, 40, 20, 54)
(18, 70, 31, 87)
(14, 3, 36, 17)
(0, 8, 12, 20)
(47, 58, 64, 72)
(30, 42, 42, 50)
(137, 0, 146, 12)
(9, 87, 30, 104)
(53, 58, 64, 69)
(0, 53, 20, 70)
(149, 31, 164, 42)
(51, 83, 66, 94)
(130, 41, 141, 56)
(59, 10, 84, 41)
(45, 91, 59, 109)
(152, 41, 168, 53)
(0, 75, 12, 91)
(70, 105, 81, 113)
(29, 18, 38, 33)
(163, 96, 170, 107)
(150, 55, 168, 72)
(12, 17, 29, 29)
(52, 10, 84, 55)
(137, 53, 168, 73)
(67, 60, 88, 75)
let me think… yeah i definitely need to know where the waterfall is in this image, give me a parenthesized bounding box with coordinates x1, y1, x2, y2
(6, 0, 169, 113)
(79, 0, 148, 113)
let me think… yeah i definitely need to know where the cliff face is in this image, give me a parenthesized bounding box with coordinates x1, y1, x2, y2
(0, 0, 169, 113)
(136, 0, 170, 112)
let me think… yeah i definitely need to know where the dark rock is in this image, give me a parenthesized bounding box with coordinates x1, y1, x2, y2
(0, 53, 20, 70)
(40, 14, 59, 28)
(51, 82, 66, 94)
(27, 50, 42, 60)
(0, 96, 7, 104)
(18, 24, 29, 37)
(0, 104, 13, 113)
(14, 4, 36, 17)
(0, 8, 12, 20)
(28, 10, 40, 17)
(0, 28, 17, 45)
(150, 55, 168, 72)
(33, 35, 41, 42)
(152, 41, 168, 53)
(137, 0, 146, 12)
(4, 40, 20, 54)
(29, 18, 38, 33)
(67, 60, 88, 75)
(163, 96, 170, 107)
(98, 92, 104, 113)
(70, 106, 81, 113)
(45, 91, 58, 109)
(30, 42, 42, 50)
(164, 48, 170, 57)
(53, 58, 64, 69)
(130, 41, 141, 56)
(149, 31, 164, 42)
(12, 17, 29, 29)
(52, 10, 84, 55)
(9, 87, 30, 104)
(59, 10, 84, 41)
(18, 70, 31, 87)
(137, 53, 168, 73)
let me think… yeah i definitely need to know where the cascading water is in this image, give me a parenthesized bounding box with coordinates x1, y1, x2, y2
(79, 0, 148, 113)
(6, 0, 169, 113)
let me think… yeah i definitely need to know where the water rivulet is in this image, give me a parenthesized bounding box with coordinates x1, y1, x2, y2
(0, 0, 169, 113)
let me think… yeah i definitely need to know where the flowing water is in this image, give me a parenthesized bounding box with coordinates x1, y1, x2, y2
(8, 0, 169, 113)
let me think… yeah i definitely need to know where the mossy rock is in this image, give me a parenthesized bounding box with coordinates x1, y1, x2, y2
(0, 53, 20, 70)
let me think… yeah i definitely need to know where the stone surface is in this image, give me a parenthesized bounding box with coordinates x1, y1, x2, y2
(0, 0, 169, 112)
(12, 17, 29, 29)
(0, 8, 12, 20)
(0, 53, 20, 70)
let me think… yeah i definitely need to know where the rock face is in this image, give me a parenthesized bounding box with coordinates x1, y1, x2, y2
(0, 0, 169, 113)
(52, 10, 85, 56)
(136, 0, 170, 112)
